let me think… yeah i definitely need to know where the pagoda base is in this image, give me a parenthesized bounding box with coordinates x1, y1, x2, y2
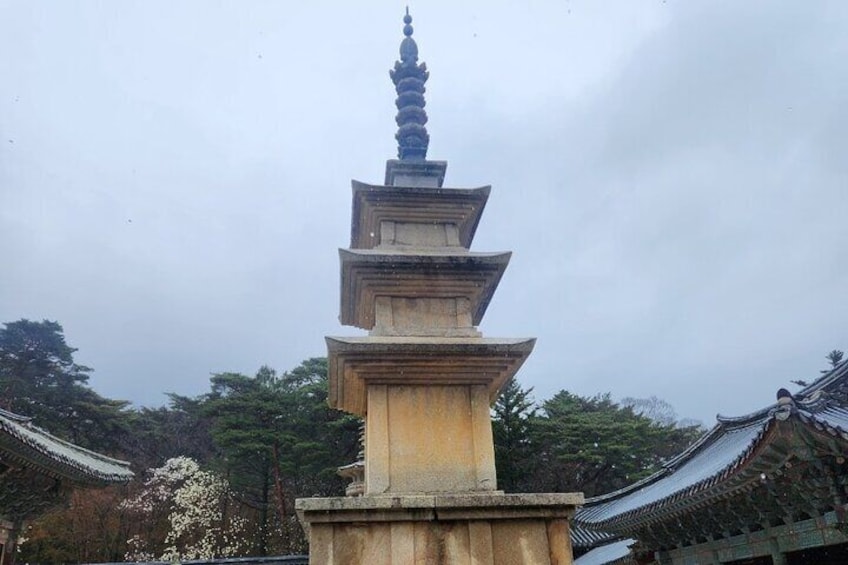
(296, 492, 583, 564)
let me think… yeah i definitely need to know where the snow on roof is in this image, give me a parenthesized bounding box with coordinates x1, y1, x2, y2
(574, 538, 635, 565)
(575, 360, 848, 531)
(0, 408, 133, 484)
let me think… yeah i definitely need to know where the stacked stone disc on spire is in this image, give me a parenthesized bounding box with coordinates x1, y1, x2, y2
(390, 9, 430, 160)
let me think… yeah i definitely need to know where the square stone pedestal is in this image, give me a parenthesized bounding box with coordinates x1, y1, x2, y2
(296, 492, 583, 564)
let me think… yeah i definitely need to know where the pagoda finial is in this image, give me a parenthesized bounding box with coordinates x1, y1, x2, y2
(390, 8, 429, 161)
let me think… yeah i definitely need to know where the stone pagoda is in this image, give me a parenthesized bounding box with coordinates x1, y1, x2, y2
(296, 11, 582, 564)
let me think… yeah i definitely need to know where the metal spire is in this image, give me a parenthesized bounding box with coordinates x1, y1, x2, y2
(390, 8, 430, 161)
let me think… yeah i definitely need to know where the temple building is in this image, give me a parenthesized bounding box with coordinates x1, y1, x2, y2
(572, 360, 848, 565)
(0, 408, 133, 565)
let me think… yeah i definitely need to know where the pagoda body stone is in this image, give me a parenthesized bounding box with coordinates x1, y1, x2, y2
(296, 11, 581, 564)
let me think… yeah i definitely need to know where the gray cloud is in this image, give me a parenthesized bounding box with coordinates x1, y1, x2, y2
(2, 1, 846, 424)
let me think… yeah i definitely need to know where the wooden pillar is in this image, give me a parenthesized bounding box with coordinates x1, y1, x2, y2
(655, 550, 674, 565)
(770, 538, 787, 565)
(0, 523, 19, 565)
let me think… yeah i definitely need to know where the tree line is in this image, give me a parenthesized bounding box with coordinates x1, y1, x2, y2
(3, 319, 710, 562)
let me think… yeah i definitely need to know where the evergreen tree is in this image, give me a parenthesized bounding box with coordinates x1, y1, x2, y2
(201, 359, 359, 555)
(0, 319, 90, 417)
(528, 391, 700, 497)
(793, 348, 845, 386)
(126, 395, 218, 470)
(492, 378, 537, 492)
(0, 319, 130, 452)
(824, 349, 844, 371)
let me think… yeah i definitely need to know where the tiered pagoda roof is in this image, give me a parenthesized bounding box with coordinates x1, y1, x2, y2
(573, 360, 848, 563)
(328, 11, 535, 426)
(349, 180, 489, 250)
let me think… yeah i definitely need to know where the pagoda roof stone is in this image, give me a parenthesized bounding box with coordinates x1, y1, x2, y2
(338, 248, 510, 330)
(350, 180, 490, 250)
(326, 336, 535, 415)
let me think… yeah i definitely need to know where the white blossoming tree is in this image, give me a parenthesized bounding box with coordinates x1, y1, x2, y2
(122, 456, 247, 561)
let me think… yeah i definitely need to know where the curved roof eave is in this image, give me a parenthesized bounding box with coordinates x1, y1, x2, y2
(0, 408, 133, 484)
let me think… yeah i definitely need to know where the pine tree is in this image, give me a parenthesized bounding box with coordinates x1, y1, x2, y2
(0, 319, 130, 451)
(492, 378, 537, 492)
(527, 391, 700, 497)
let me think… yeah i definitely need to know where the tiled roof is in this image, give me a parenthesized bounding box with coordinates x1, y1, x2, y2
(0, 408, 133, 484)
(577, 418, 766, 526)
(573, 538, 635, 565)
(570, 524, 619, 549)
(576, 360, 848, 531)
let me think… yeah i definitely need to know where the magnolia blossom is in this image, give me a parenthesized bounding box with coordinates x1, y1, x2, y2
(124, 457, 247, 561)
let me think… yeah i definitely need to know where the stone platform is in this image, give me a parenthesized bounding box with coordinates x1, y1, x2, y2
(296, 493, 583, 565)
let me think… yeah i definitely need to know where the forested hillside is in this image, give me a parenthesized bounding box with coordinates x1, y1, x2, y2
(2, 319, 702, 562)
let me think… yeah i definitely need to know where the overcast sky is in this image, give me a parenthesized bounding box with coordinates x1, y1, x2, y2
(2, 1, 846, 425)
